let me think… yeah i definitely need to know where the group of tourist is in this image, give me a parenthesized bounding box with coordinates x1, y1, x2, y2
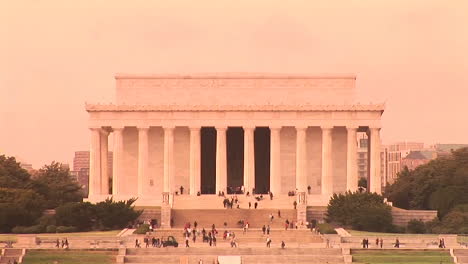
(55, 238, 69, 249)
(135, 237, 163, 248)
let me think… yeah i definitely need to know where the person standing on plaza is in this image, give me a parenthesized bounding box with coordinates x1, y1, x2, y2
(262, 225, 266, 235)
(254, 202, 258, 209)
(180, 186, 184, 195)
(293, 200, 297, 209)
(278, 210, 281, 218)
(249, 201, 251, 209)
(267, 225, 270, 235)
(266, 237, 272, 248)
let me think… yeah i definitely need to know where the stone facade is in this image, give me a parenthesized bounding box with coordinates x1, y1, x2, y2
(85, 74, 384, 206)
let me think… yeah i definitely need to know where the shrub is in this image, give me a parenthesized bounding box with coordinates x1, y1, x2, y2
(46, 225, 57, 233)
(11, 226, 27, 234)
(55, 202, 95, 231)
(317, 223, 337, 234)
(406, 219, 426, 234)
(94, 198, 141, 230)
(134, 224, 150, 234)
(12, 225, 44, 234)
(326, 191, 395, 232)
(56, 226, 77, 233)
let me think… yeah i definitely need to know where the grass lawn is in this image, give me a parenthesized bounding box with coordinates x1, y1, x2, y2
(0, 234, 17, 242)
(458, 235, 468, 243)
(347, 229, 438, 237)
(352, 249, 453, 264)
(1, 230, 120, 242)
(38, 230, 121, 238)
(22, 249, 116, 264)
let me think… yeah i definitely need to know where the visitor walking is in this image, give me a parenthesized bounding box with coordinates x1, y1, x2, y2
(281, 241, 285, 249)
(394, 238, 400, 248)
(266, 237, 272, 248)
(293, 200, 297, 209)
(278, 210, 281, 218)
(254, 202, 258, 209)
(267, 225, 270, 235)
(248, 201, 251, 209)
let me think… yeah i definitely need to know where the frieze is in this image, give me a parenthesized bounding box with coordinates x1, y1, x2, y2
(85, 103, 385, 112)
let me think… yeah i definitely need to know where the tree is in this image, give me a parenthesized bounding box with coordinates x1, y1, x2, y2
(0, 155, 32, 189)
(385, 147, 468, 218)
(326, 191, 394, 232)
(32, 162, 84, 208)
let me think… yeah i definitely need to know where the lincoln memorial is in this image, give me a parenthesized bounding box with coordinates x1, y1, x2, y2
(85, 74, 384, 207)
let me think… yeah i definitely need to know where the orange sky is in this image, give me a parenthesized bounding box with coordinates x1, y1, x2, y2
(1, 0, 467, 168)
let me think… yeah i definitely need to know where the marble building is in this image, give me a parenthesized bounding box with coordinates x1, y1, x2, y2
(85, 74, 384, 206)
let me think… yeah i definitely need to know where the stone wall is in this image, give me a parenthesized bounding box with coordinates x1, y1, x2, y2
(391, 208, 438, 226)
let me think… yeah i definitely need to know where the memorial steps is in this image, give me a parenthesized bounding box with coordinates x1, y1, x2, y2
(172, 194, 298, 209)
(144, 229, 323, 245)
(454, 249, 468, 264)
(171, 209, 297, 228)
(121, 247, 345, 264)
(0, 249, 23, 263)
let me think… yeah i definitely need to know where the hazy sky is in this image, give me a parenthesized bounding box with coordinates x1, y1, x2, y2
(1, 0, 467, 168)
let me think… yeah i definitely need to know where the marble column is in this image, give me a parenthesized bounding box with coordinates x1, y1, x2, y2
(296, 126, 307, 192)
(270, 126, 281, 195)
(89, 128, 101, 197)
(216, 126, 227, 194)
(189, 127, 201, 195)
(163, 126, 175, 193)
(346, 126, 358, 192)
(112, 127, 124, 195)
(369, 127, 382, 194)
(243, 126, 255, 193)
(137, 126, 149, 196)
(100, 130, 109, 195)
(321, 126, 333, 195)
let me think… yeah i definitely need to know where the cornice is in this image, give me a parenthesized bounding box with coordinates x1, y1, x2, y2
(114, 73, 357, 80)
(85, 103, 385, 112)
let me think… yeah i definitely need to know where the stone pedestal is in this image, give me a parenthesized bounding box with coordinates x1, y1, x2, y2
(296, 192, 307, 228)
(161, 192, 172, 229)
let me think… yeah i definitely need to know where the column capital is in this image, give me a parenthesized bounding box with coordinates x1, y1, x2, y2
(346, 125, 359, 130)
(269, 126, 282, 131)
(137, 126, 150, 130)
(321, 125, 334, 130)
(89, 127, 102, 131)
(369, 126, 382, 131)
(100, 129, 110, 137)
(215, 126, 228, 131)
(243, 126, 256, 131)
(163, 125, 175, 131)
(189, 126, 201, 132)
(295, 126, 308, 131)
(112, 126, 125, 132)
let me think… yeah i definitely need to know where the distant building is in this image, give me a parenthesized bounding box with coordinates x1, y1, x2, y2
(433, 144, 468, 158)
(72, 151, 112, 197)
(357, 133, 386, 190)
(401, 151, 431, 171)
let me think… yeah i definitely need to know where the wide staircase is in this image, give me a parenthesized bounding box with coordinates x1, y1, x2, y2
(137, 207, 162, 224)
(0, 249, 24, 263)
(173, 194, 297, 209)
(121, 247, 344, 264)
(454, 249, 468, 264)
(171, 209, 296, 228)
(142, 228, 322, 247)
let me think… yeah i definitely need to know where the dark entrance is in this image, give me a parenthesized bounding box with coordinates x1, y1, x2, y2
(254, 127, 270, 194)
(227, 127, 244, 194)
(201, 127, 216, 194)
